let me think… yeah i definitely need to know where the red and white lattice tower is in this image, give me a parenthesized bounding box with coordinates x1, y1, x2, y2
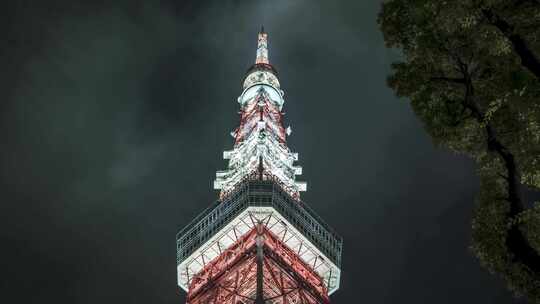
(176, 28, 342, 304)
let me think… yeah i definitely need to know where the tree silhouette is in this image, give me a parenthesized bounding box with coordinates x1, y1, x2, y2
(379, 0, 540, 301)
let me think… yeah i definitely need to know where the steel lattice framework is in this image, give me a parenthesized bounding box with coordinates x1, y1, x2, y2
(187, 224, 329, 304)
(177, 28, 342, 304)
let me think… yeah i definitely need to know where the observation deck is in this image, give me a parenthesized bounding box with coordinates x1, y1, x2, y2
(176, 178, 342, 294)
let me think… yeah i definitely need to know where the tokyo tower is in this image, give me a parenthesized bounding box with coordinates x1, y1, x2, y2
(176, 28, 342, 304)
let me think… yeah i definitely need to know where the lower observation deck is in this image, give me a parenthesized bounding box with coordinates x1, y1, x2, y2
(176, 179, 342, 295)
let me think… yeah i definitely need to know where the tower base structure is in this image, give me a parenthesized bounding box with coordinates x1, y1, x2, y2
(177, 179, 342, 304)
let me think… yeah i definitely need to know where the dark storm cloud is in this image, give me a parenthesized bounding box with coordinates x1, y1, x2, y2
(0, 0, 524, 303)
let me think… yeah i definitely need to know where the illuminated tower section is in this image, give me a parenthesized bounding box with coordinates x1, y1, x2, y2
(176, 28, 342, 304)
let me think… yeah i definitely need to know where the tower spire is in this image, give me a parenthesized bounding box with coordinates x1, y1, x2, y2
(255, 27, 269, 64)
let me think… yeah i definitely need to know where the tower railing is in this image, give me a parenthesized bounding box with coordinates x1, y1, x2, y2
(176, 178, 342, 267)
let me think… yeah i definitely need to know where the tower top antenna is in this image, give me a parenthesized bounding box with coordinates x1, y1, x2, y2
(255, 28, 269, 64)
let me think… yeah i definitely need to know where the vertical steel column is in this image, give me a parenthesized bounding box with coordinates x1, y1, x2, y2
(255, 223, 265, 304)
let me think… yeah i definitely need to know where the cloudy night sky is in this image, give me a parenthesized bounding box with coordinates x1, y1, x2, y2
(0, 0, 526, 303)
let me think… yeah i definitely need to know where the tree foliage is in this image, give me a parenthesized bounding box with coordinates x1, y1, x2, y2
(378, 0, 540, 300)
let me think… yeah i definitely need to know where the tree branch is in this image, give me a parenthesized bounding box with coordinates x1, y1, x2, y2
(429, 77, 466, 84)
(481, 8, 540, 81)
(459, 66, 540, 273)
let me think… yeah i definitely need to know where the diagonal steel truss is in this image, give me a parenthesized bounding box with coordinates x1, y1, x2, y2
(187, 223, 330, 304)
